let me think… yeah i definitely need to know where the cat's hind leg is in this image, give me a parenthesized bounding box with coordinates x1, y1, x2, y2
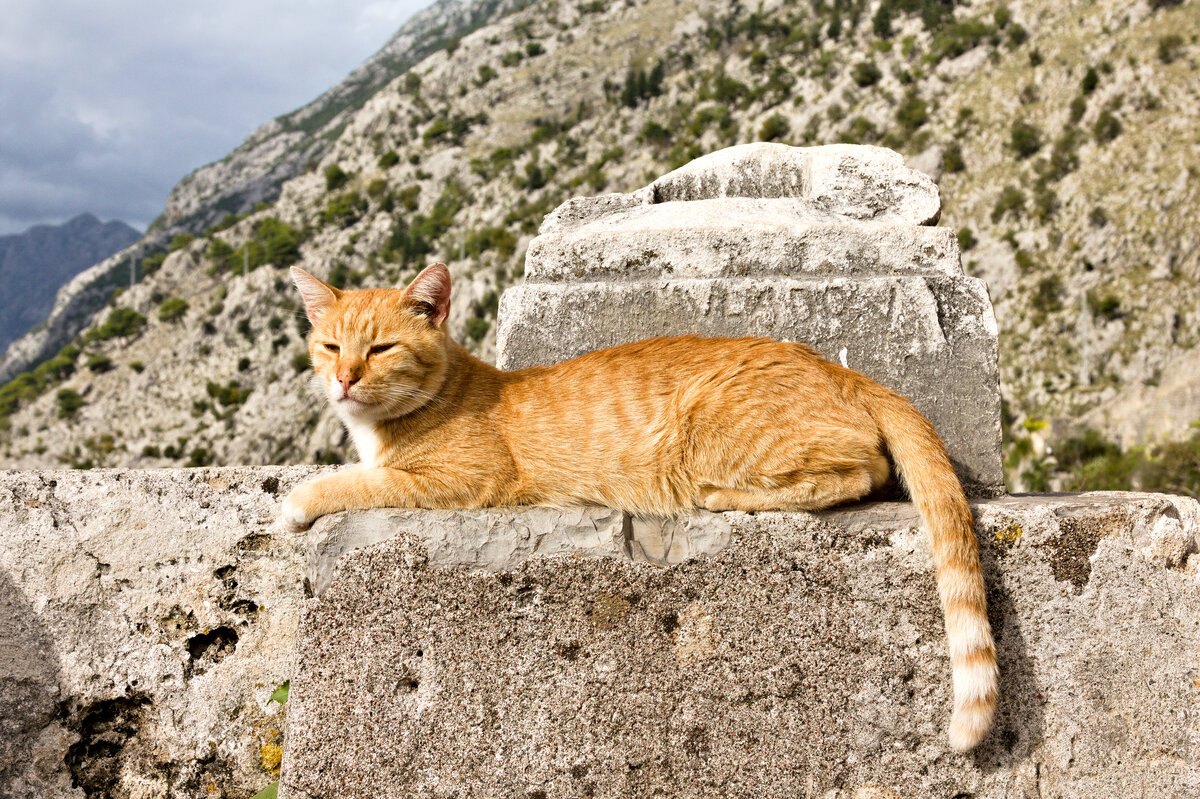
(699, 452, 890, 512)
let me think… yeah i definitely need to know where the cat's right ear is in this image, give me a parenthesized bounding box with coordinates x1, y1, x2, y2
(290, 266, 341, 325)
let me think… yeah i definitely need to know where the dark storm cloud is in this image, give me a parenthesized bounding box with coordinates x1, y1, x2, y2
(0, 0, 428, 234)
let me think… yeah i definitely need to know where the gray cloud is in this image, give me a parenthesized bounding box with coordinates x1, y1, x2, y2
(0, 0, 429, 234)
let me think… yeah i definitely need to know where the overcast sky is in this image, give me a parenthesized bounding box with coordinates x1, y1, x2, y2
(0, 0, 431, 235)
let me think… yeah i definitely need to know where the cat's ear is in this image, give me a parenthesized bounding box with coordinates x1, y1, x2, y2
(403, 263, 451, 328)
(290, 266, 341, 325)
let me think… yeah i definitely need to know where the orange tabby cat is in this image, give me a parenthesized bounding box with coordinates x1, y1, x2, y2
(283, 262, 998, 751)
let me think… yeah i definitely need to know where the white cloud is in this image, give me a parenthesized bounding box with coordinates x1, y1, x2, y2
(0, 0, 430, 234)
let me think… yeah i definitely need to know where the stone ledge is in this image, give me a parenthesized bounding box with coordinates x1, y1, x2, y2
(282, 492, 1200, 799)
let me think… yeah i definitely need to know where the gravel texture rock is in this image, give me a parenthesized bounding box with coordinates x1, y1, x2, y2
(498, 143, 1003, 495)
(281, 492, 1200, 799)
(0, 466, 324, 798)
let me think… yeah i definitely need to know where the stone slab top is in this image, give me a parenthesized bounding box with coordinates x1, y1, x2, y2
(524, 199, 963, 283)
(304, 491, 1199, 598)
(539, 143, 942, 237)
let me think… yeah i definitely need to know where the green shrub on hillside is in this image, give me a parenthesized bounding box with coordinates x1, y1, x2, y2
(1057, 427, 1200, 498)
(57, 389, 85, 418)
(851, 60, 882, 87)
(86, 354, 113, 373)
(325, 164, 349, 191)
(758, 114, 790, 142)
(991, 185, 1026, 222)
(208, 218, 303, 275)
(158, 297, 189, 323)
(1009, 120, 1042, 158)
(895, 91, 928, 131)
(1093, 111, 1122, 144)
(1157, 34, 1184, 64)
(324, 190, 368, 227)
(618, 61, 665, 107)
(378, 150, 400, 168)
(475, 65, 498, 86)
(1032, 275, 1063, 313)
(141, 252, 167, 276)
(87, 307, 146, 342)
(943, 142, 965, 173)
(168, 233, 195, 253)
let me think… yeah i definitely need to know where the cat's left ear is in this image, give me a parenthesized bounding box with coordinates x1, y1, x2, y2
(291, 266, 341, 325)
(403, 263, 451, 328)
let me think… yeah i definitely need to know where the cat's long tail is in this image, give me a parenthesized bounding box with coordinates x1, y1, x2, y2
(865, 385, 998, 752)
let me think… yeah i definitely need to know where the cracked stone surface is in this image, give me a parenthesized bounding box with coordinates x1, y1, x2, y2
(0, 466, 324, 799)
(282, 492, 1200, 799)
(497, 143, 1002, 495)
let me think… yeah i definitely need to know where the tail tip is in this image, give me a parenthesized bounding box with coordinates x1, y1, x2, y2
(948, 705, 994, 752)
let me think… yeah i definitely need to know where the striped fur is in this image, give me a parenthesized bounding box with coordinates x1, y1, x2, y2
(284, 264, 998, 750)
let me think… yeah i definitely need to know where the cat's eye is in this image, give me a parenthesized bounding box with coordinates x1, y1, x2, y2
(369, 343, 396, 356)
(321, 342, 340, 354)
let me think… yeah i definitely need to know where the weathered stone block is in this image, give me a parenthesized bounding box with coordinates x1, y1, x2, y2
(0, 467, 324, 799)
(280, 493, 1200, 799)
(496, 143, 1003, 495)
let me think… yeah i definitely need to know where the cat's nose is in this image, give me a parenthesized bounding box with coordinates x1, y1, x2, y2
(339, 376, 359, 394)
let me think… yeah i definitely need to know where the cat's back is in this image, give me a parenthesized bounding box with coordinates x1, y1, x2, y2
(529, 334, 825, 383)
(502, 334, 854, 422)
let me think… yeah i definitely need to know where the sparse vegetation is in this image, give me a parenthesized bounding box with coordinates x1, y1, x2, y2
(851, 60, 882, 87)
(757, 113, 790, 142)
(324, 164, 349, 191)
(158, 297, 189, 323)
(991, 185, 1026, 222)
(1093, 111, 1122, 144)
(1009, 121, 1042, 158)
(56, 389, 85, 418)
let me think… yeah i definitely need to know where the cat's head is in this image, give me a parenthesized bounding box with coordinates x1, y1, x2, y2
(291, 263, 452, 421)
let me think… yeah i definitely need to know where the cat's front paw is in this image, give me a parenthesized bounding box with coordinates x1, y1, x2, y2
(280, 483, 318, 532)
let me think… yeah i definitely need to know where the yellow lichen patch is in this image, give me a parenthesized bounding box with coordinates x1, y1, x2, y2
(995, 522, 1023, 543)
(588, 592, 632, 630)
(260, 743, 283, 773)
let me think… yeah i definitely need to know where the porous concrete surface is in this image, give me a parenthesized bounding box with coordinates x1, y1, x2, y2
(0, 466, 325, 799)
(496, 143, 1003, 495)
(281, 492, 1200, 799)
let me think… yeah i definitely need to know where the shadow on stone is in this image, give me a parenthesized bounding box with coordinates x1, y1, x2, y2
(0, 568, 63, 794)
(974, 549, 1044, 771)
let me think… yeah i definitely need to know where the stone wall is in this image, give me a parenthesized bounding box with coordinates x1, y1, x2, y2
(6, 470, 1196, 798)
(0, 467, 323, 799)
(281, 493, 1200, 799)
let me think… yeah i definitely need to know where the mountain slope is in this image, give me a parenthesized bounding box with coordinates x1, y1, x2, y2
(0, 0, 529, 385)
(0, 214, 139, 352)
(157, 0, 532, 234)
(0, 0, 1197, 495)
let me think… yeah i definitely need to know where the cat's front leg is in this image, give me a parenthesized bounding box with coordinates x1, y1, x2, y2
(279, 467, 428, 532)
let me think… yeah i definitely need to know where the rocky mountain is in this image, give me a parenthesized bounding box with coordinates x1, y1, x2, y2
(0, 0, 1197, 495)
(0, 0, 530, 386)
(0, 214, 139, 354)
(156, 0, 533, 235)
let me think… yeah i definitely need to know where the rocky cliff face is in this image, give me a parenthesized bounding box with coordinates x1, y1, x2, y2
(0, 215, 139, 354)
(157, 0, 532, 234)
(0, 0, 1196, 489)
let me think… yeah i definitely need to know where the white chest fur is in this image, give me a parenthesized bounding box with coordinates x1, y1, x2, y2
(341, 415, 380, 466)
